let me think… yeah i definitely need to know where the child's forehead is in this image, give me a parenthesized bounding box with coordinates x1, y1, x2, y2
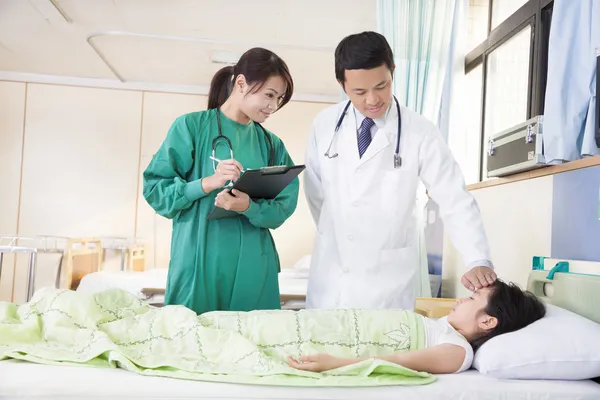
(473, 286, 492, 298)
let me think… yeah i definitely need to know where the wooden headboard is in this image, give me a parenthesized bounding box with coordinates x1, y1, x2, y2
(61, 237, 103, 289)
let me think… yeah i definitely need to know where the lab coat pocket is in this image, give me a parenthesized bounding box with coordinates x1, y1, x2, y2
(377, 246, 419, 284)
(362, 246, 419, 309)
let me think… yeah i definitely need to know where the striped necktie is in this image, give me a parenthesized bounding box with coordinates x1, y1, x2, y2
(358, 117, 374, 158)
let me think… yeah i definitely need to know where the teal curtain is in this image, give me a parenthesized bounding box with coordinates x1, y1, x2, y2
(378, 0, 463, 298)
(378, 0, 457, 128)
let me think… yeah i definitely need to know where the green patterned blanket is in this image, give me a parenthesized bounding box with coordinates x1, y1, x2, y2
(0, 288, 436, 387)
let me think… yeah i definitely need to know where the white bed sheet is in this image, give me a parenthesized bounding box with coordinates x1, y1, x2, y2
(278, 276, 308, 296)
(76, 268, 169, 297)
(1, 360, 598, 400)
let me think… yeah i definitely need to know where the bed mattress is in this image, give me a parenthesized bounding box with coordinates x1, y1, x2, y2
(1, 360, 598, 400)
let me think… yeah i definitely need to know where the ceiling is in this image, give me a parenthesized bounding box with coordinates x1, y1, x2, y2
(0, 0, 377, 101)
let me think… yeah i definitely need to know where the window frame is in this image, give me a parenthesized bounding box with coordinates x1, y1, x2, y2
(465, 0, 554, 181)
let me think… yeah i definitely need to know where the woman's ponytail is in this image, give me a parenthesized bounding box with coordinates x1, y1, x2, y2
(207, 65, 234, 109)
(206, 48, 294, 112)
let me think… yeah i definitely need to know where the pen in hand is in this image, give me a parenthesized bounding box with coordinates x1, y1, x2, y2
(210, 156, 246, 173)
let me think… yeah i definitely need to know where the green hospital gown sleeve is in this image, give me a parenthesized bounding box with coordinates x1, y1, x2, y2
(143, 115, 208, 219)
(241, 138, 299, 229)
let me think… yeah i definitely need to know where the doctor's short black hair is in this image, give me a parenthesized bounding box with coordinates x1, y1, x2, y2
(334, 31, 395, 87)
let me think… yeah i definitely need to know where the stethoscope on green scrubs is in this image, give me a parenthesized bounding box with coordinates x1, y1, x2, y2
(212, 110, 276, 186)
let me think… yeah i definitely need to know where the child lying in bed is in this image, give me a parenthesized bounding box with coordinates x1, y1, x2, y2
(0, 278, 545, 386)
(287, 279, 546, 374)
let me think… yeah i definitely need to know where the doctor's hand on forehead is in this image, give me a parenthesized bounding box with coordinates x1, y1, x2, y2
(462, 266, 497, 292)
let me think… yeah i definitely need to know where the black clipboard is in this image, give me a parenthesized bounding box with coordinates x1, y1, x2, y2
(207, 165, 306, 220)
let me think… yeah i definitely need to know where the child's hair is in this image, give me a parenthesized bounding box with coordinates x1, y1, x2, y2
(207, 47, 294, 111)
(471, 279, 546, 352)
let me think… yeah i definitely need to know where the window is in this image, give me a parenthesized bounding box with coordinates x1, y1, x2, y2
(467, 0, 489, 51)
(482, 26, 532, 174)
(462, 65, 484, 184)
(491, 0, 529, 29)
(465, 0, 554, 181)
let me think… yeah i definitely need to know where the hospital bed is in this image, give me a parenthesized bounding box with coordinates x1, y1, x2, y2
(76, 254, 312, 309)
(99, 236, 146, 272)
(0, 235, 102, 301)
(2, 268, 600, 399)
(0, 362, 597, 400)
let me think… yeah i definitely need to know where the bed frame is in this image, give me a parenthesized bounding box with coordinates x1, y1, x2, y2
(61, 237, 103, 290)
(100, 237, 146, 272)
(0, 235, 149, 302)
(527, 261, 600, 324)
(0, 235, 103, 301)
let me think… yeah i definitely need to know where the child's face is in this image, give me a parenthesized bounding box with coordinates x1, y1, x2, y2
(447, 287, 498, 339)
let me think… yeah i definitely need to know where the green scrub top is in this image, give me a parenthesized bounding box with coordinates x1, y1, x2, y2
(142, 109, 299, 314)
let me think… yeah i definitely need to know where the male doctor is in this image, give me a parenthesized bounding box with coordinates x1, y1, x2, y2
(304, 31, 496, 310)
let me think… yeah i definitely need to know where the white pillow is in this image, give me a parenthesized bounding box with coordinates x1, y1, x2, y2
(473, 303, 600, 380)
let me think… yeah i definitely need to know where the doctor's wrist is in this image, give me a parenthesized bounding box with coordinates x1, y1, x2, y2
(184, 179, 208, 202)
(241, 200, 259, 218)
(201, 176, 219, 193)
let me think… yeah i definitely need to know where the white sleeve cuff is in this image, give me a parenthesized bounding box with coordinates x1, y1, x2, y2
(466, 259, 494, 270)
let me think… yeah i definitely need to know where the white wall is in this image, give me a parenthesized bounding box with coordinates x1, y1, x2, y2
(136, 92, 207, 271)
(0, 81, 26, 302)
(19, 84, 142, 238)
(441, 176, 554, 298)
(0, 81, 330, 303)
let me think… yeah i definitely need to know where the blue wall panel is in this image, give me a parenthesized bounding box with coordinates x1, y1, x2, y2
(551, 165, 600, 262)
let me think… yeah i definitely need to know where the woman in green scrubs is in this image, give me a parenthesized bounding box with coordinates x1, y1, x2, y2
(143, 48, 299, 314)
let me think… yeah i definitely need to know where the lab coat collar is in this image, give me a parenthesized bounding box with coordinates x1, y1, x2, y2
(353, 103, 392, 133)
(353, 102, 396, 167)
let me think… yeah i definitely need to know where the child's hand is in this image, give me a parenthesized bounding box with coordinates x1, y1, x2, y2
(287, 354, 349, 372)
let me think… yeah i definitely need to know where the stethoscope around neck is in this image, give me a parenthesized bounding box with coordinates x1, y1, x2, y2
(324, 95, 403, 168)
(212, 109, 275, 171)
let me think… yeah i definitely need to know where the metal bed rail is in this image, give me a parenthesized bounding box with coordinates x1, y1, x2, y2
(0, 235, 67, 302)
(0, 235, 103, 302)
(100, 236, 146, 272)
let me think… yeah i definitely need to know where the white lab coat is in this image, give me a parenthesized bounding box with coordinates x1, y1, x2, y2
(303, 101, 491, 310)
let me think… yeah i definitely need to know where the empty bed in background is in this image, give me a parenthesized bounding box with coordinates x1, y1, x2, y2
(0, 235, 102, 302)
(76, 254, 312, 308)
(99, 236, 146, 272)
